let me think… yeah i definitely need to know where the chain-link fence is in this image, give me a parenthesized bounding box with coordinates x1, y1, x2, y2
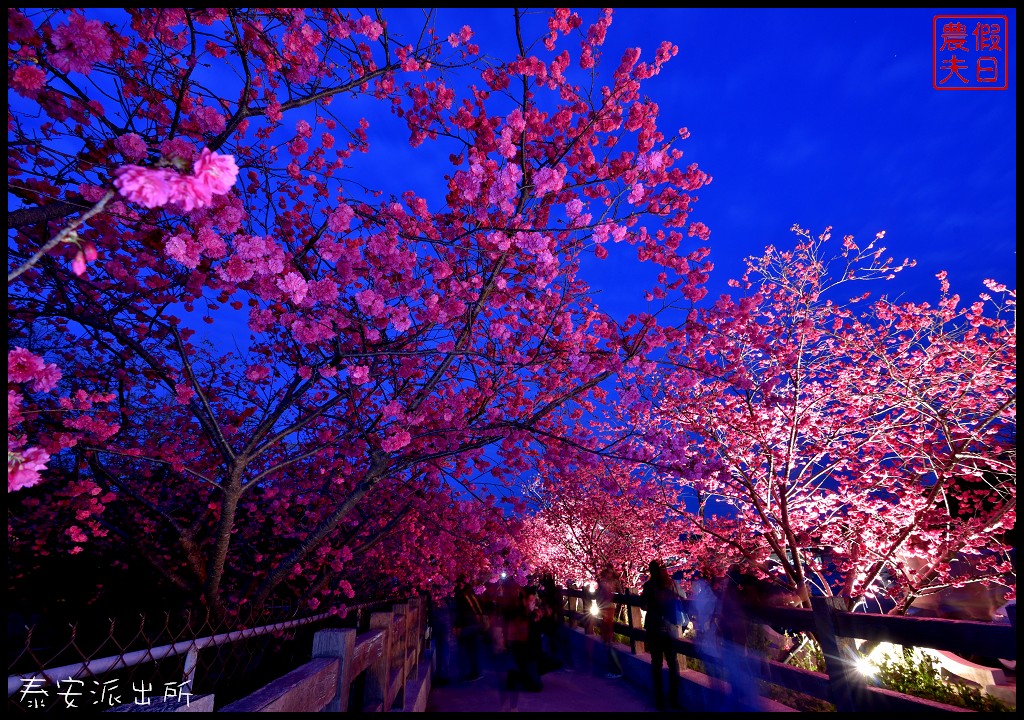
(7, 600, 400, 713)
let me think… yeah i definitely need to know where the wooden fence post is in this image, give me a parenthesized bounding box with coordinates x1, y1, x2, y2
(811, 596, 865, 712)
(368, 609, 394, 711)
(627, 599, 644, 655)
(312, 628, 355, 712)
(393, 602, 409, 707)
(410, 597, 424, 671)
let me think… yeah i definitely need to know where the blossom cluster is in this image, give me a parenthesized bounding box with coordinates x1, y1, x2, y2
(113, 148, 239, 211)
(8, 348, 62, 493)
(9, 349, 118, 493)
(49, 12, 114, 75)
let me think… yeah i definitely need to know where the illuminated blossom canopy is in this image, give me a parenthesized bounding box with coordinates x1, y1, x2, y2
(6, 8, 1014, 623)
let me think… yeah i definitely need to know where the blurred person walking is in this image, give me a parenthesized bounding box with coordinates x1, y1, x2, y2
(504, 584, 545, 702)
(690, 564, 764, 711)
(537, 571, 569, 672)
(596, 562, 624, 679)
(427, 592, 455, 686)
(715, 564, 764, 711)
(453, 574, 485, 682)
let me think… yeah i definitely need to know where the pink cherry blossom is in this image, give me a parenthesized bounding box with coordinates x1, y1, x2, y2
(114, 133, 148, 162)
(328, 204, 355, 233)
(245, 365, 271, 382)
(488, 163, 522, 213)
(356, 15, 383, 41)
(454, 161, 485, 203)
(8, 447, 51, 493)
(8, 391, 24, 424)
(192, 148, 239, 195)
(71, 242, 98, 276)
(78, 183, 108, 202)
(687, 221, 711, 241)
(2, 7, 779, 620)
(348, 365, 370, 385)
(66, 525, 89, 543)
(191, 106, 227, 134)
(448, 24, 474, 47)
(159, 137, 197, 163)
(8, 347, 62, 393)
(382, 429, 412, 452)
(112, 165, 171, 208)
(11, 65, 46, 98)
(277, 272, 308, 304)
(637, 150, 666, 173)
(166, 171, 214, 212)
(218, 255, 256, 283)
(389, 305, 412, 332)
(290, 318, 334, 344)
(49, 12, 113, 75)
(196, 226, 227, 258)
(355, 289, 386, 318)
(627, 182, 645, 204)
(7, 9, 35, 44)
(497, 127, 517, 159)
(174, 383, 196, 405)
(164, 233, 201, 268)
(533, 165, 565, 196)
(308, 278, 339, 303)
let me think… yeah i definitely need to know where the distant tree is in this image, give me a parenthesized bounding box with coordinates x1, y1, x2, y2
(517, 457, 685, 589)
(636, 226, 1016, 612)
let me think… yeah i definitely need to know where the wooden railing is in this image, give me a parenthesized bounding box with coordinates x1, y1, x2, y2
(562, 588, 1017, 712)
(106, 597, 430, 713)
(110, 587, 1013, 712)
(219, 597, 430, 713)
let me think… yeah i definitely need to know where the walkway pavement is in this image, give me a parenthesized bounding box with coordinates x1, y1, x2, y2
(426, 638, 660, 713)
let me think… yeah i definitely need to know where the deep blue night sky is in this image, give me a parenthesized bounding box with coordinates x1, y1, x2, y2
(350, 7, 1017, 319)
(140, 8, 1016, 374)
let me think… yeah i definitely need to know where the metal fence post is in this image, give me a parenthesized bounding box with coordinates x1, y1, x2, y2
(181, 645, 199, 693)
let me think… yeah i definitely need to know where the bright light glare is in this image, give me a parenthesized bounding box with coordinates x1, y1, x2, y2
(500, 571, 507, 579)
(855, 641, 899, 678)
(855, 656, 877, 677)
(590, 600, 601, 617)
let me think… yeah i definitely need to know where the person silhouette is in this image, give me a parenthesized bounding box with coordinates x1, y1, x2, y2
(641, 559, 681, 710)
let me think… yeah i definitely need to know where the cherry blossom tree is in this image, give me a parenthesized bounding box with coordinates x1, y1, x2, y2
(636, 226, 1016, 612)
(517, 457, 687, 590)
(7, 8, 714, 618)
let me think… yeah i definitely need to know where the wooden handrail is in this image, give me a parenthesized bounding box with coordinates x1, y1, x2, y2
(105, 590, 1012, 712)
(561, 586, 1016, 712)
